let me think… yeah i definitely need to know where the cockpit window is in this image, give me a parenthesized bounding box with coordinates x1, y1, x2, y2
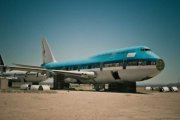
(141, 48, 151, 51)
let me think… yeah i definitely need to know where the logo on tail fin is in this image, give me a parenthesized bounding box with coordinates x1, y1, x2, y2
(41, 38, 56, 64)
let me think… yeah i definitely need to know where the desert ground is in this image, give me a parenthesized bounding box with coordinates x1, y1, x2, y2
(0, 89, 180, 120)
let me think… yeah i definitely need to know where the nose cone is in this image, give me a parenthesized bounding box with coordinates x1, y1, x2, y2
(156, 59, 165, 71)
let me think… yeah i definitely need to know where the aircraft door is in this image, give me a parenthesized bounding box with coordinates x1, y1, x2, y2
(111, 71, 120, 80)
(100, 63, 103, 71)
(123, 60, 127, 69)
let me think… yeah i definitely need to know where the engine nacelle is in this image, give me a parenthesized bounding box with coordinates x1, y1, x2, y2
(30, 85, 50, 91)
(160, 87, 170, 92)
(20, 84, 31, 90)
(169, 86, 178, 92)
(39, 85, 50, 91)
(145, 86, 152, 91)
(30, 85, 40, 90)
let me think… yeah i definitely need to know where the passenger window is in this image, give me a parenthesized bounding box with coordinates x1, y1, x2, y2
(69, 67, 73, 70)
(84, 65, 88, 69)
(151, 62, 156, 65)
(73, 66, 78, 70)
(146, 61, 151, 65)
(88, 65, 91, 69)
(138, 61, 146, 65)
(115, 63, 119, 67)
(66, 67, 69, 70)
(91, 64, 99, 68)
(127, 61, 138, 66)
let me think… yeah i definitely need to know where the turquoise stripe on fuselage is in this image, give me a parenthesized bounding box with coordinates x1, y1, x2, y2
(41, 46, 160, 69)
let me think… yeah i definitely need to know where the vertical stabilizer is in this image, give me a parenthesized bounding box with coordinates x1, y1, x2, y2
(0, 54, 4, 65)
(0, 54, 6, 72)
(41, 38, 56, 64)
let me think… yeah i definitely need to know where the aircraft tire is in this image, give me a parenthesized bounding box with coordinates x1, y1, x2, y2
(53, 75, 66, 90)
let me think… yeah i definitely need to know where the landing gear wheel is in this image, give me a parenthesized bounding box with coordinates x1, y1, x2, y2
(53, 75, 69, 90)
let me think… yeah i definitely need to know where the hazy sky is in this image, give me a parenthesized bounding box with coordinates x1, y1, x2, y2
(0, 0, 180, 84)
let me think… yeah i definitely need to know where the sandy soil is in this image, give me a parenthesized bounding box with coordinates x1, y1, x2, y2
(0, 90, 180, 120)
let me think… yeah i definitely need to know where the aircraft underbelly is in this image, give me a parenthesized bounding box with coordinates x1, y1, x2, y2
(94, 65, 159, 83)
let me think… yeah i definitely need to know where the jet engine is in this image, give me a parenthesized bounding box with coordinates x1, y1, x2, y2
(169, 86, 178, 92)
(160, 87, 170, 92)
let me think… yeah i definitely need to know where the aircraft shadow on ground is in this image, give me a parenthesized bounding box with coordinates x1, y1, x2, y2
(64, 88, 150, 94)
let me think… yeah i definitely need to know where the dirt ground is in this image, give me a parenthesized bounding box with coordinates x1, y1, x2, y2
(0, 90, 180, 120)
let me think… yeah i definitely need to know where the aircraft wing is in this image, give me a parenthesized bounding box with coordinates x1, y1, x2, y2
(52, 69, 96, 79)
(0, 65, 96, 80)
(13, 63, 42, 68)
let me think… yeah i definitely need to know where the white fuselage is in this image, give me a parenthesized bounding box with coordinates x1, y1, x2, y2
(65, 65, 159, 84)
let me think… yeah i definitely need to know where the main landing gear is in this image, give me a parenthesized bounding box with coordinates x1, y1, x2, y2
(94, 82, 136, 93)
(53, 75, 136, 93)
(53, 75, 69, 90)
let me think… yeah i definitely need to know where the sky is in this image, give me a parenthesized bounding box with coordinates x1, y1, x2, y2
(0, 0, 180, 84)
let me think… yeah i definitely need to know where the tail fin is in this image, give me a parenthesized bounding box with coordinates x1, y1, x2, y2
(0, 54, 4, 65)
(0, 54, 6, 72)
(41, 38, 56, 64)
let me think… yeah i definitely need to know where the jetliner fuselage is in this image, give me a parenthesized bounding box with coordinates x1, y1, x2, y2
(41, 46, 165, 84)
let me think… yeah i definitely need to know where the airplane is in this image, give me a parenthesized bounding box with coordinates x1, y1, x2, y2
(0, 54, 47, 85)
(0, 39, 165, 92)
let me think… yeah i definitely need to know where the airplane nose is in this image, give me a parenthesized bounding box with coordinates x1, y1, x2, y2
(156, 59, 165, 71)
